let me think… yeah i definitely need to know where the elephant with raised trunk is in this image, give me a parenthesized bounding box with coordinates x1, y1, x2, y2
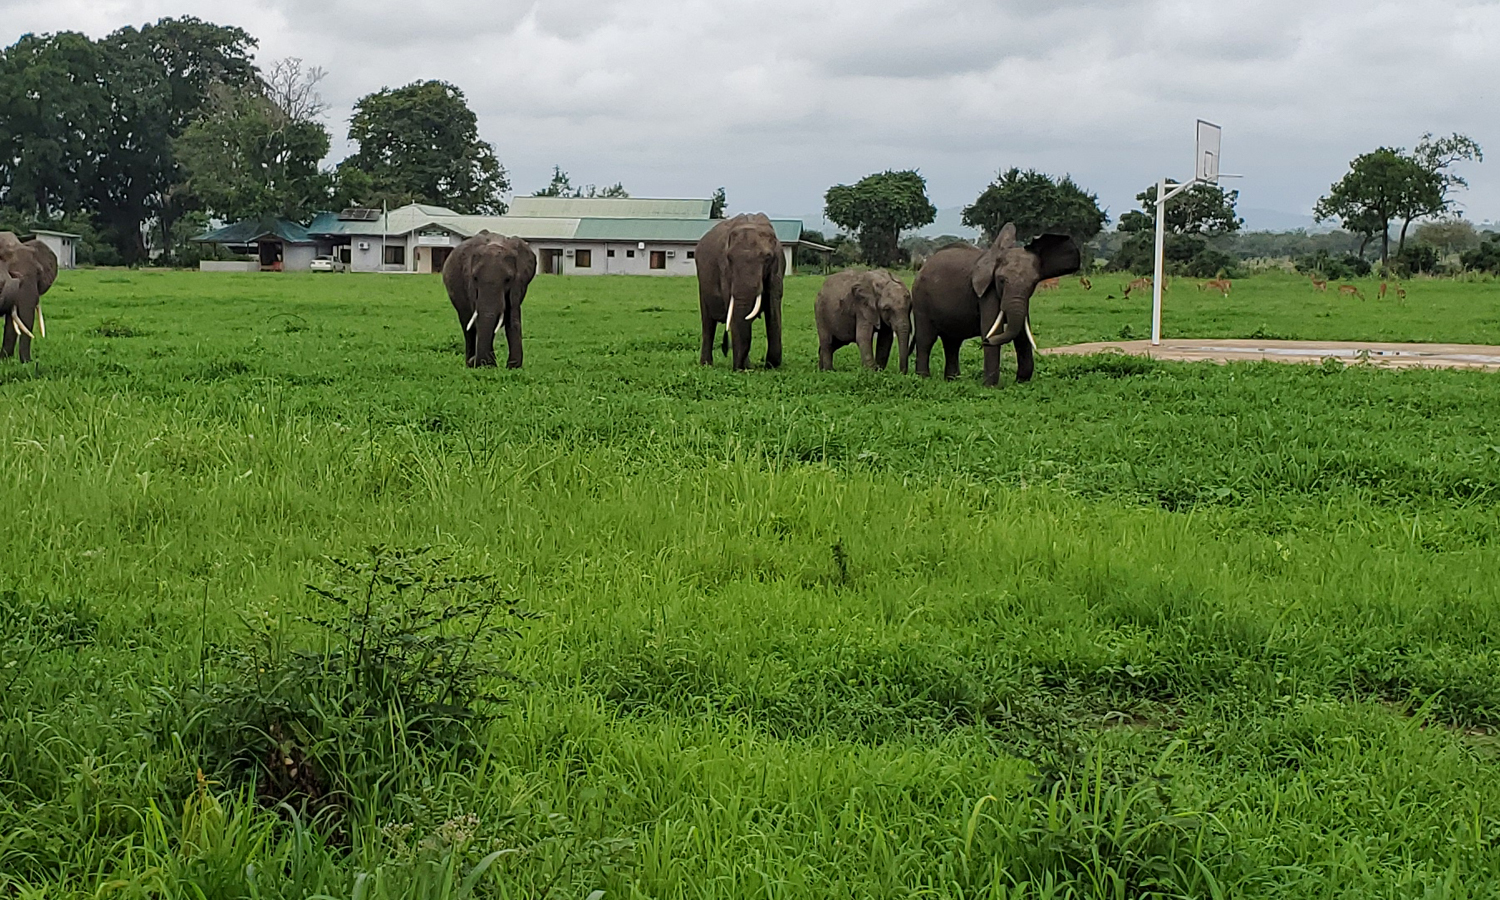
(443, 231, 537, 368)
(0, 233, 58, 364)
(695, 213, 784, 370)
(911, 223, 1080, 386)
(815, 269, 913, 373)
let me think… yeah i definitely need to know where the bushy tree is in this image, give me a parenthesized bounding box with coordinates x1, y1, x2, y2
(176, 84, 332, 222)
(532, 166, 627, 199)
(710, 187, 727, 219)
(1460, 239, 1500, 273)
(824, 170, 935, 268)
(340, 80, 509, 214)
(1414, 218, 1481, 255)
(1112, 182, 1241, 275)
(962, 168, 1107, 246)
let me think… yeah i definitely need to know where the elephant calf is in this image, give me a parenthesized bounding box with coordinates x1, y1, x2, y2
(814, 269, 913, 373)
(443, 231, 537, 368)
(911, 223, 1080, 386)
(0, 232, 58, 364)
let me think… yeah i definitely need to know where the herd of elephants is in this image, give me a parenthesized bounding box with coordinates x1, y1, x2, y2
(445, 214, 1081, 386)
(0, 215, 1081, 386)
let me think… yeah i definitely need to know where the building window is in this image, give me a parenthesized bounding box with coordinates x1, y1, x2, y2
(384, 245, 405, 266)
(626, 250, 635, 258)
(650, 251, 666, 270)
(686, 251, 695, 260)
(575, 249, 592, 268)
(607, 249, 616, 258)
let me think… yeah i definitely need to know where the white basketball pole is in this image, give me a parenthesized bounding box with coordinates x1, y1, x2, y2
(1151, 178, 1196, 346)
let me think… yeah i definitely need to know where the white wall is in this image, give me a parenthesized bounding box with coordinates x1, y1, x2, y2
(34, 234, 76, 269)
(282, 244, 317, 272)
(531, 241, 699, 276)
(199, 261, 258, 273)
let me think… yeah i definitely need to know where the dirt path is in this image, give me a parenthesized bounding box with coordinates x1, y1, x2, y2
(1042, 339, 1500, 371)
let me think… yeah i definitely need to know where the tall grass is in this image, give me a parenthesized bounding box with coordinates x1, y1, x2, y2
(2, 269, 1499, 897)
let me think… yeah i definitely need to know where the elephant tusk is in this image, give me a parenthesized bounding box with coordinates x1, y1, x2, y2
(11, 310, 32, 340)
(985, 310, 1005, 342)
(744, 293, 762, 321)
(494, 311, 505, 336)
(724, 297, 734, 328)
(36, 307, 44, 339)
(1024, 317, 1034, 347)
(466, 311, 479, 332)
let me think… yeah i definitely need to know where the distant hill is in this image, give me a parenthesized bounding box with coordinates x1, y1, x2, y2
(1239, 208, 1323, 233)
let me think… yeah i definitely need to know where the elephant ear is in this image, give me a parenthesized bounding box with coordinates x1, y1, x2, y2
(971, 223, 1017, 298)
(24, 240, 57, 296)
(1027, 233, 1081, 280)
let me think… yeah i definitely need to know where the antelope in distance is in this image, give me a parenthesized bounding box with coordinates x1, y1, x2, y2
(1395, 284, 1408, 303)
(1338, 284, 1366, 300)
(1379, 281, 1388, 300)
(1201, 278, 1232, 297)
(1122, 276, 1152, 298)
(1310, 276, 1328, 292)
(1038, 277, 1061, 292)
(1079, 276, 1093, 291)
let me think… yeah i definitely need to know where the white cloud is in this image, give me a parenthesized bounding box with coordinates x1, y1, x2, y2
(5, 0, 1499, 226)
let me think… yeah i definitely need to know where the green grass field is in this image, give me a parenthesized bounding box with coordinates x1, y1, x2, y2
(4, 268, 1500, 898)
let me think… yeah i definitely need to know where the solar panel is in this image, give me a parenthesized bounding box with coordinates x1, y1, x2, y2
(338, 208, 382, 222)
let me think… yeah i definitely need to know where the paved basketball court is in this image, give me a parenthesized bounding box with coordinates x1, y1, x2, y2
(1042, 339, 1500, 371)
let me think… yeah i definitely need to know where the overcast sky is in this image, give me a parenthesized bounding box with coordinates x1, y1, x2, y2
(6, 0, 1499, 230)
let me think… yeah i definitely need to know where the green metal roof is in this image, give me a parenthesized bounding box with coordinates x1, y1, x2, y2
(508, 197, 713, 219)
(572, 218, 803, 244)
(196, 217, 313, 244)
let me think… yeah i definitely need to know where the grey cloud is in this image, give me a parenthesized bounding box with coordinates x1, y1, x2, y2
(5, 0, 1500, 223)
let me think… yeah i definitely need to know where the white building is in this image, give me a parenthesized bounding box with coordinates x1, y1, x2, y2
(306, 197, 815, 276)
(31, 230, 79, 269)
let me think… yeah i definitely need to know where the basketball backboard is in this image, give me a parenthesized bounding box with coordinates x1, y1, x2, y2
(1196, 119, 1221, 184)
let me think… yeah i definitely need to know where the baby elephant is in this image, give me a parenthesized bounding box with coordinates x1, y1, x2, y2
(815, 269, 913, 373)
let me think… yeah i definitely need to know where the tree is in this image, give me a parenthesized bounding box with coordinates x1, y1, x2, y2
(340, 80, 509, 214)
(1314, 148, 1429, 267)
(1112, 182, 1241, 275)
(176, 85, 332, 222)
(824, 170, 935, 267)
(532, 166, 627, 199)
(710, 187, 727, 219)
(263, 57, 329, 122)
(961, 168, 1108, 246)
(1414, 218, 1481, 255)
(1394, 132, 1483, 253)
(0, 31, 109, 220)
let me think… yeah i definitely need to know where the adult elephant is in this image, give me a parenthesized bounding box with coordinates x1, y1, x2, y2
(814, 269, 913, 373)
(695, 213, 784, 370)
(911, 223, 1079, 386)
(0, 233, 58, 364)
(443, 231, 537, 368)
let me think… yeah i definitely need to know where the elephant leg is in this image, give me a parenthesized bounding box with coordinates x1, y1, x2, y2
(1015, 319, 1035, 383)
(856, 319, 877, 369)
(503, 300, 523, 369)
(457, 307, 478, 365)
(818, 330, 834, 370)
(763, 302, 783, 369)
(941, 336, 963, 381)
(874, 327, 894, 370)
(700, 306, 718, 366)
(0, 315, 15, 359)
(914, 316, 936, 378)
(982, 341, 1002, 387)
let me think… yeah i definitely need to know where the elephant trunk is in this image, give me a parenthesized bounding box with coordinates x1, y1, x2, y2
(896, 325, 912, 374)
(984, 292, 1030, 346)
(471, 301, 504, 367)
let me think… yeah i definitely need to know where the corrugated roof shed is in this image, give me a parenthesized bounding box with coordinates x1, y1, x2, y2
(507, 197, 713, 219)
(196, 217, 313, 244)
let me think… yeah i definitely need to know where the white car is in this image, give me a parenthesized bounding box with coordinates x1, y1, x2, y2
(310, 256, 344, 272)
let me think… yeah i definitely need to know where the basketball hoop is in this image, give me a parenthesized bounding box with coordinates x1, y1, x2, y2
(1151, 119, 1234, 346)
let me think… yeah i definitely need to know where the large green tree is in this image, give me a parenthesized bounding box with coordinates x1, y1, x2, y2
(176, 85, 332, 223)
(1313, 148, 1429, 267)
(532, 166, 628, 199)
(1112, 182, 1242, 275)
(824, 170, 936, 267)
(961, 168, 1108, 246)
(339, 81, 509, 214)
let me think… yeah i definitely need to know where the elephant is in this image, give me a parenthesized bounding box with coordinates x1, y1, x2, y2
(442, 231, 537, 368)
(814, 269, 913, 373)
(695, 213, 784, 370)
(0, 233, 57, 364)
(911, 223, 1080, 386)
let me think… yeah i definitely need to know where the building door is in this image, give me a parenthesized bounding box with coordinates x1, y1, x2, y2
(431, 247, 452, 272)
(649, 251, 666, 270)
(540, 249, 564, 274)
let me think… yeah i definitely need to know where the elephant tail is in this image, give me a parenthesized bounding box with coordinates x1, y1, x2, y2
(720, 329, 729, 357)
